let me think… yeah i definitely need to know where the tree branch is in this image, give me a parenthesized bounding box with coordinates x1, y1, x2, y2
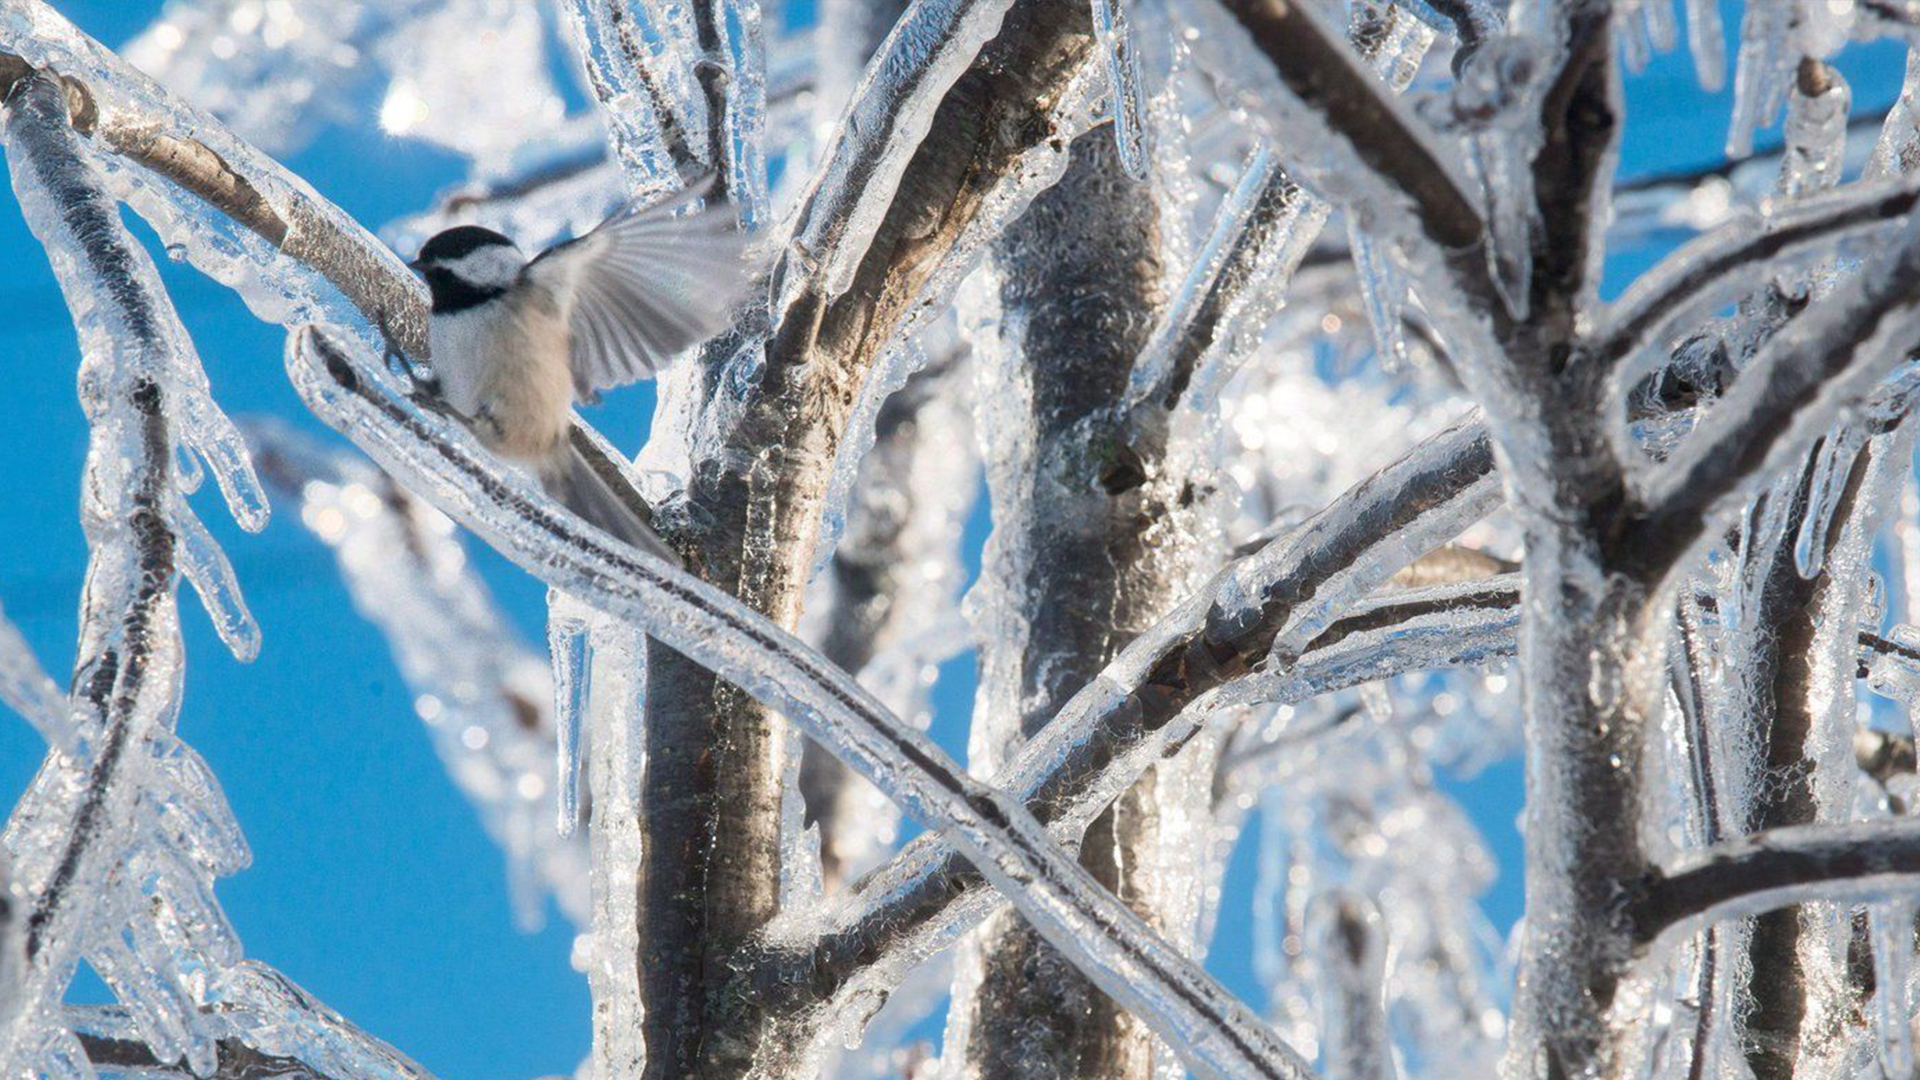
(725, 416, 1503, 1073)
(1594, 177, 1920, 385)
(288, 326, 1318, 1080)
(1634, 820, 1920, 947)
(1629, 222, 1920, 581)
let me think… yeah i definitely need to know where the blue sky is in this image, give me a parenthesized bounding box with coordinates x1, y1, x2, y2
(0, 5, 1908, 1079)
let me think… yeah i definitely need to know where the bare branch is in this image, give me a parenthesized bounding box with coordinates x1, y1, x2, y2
(1595, 177, 1920, 385)
(1634, 820, 1920, 946)
(1630, 221, 1920, 581)
(1209, 0, 1483, 253)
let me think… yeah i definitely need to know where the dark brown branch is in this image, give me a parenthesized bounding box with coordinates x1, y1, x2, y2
(1212, 0, 1483, 252)
(1633, 820, 1920, 947)
(80, 1032, 341, 1080)
(1594, 178, 1920, 377)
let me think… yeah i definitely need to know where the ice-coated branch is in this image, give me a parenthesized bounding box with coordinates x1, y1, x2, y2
(1633, 820, 1920, 946)
(1129, 1, 1432, 415)
(0, 69, 194, 1070)
(945, 126, 1202, 1080)
(723, 416, 1503, 1071)
(1201, 0, 1501, 340)
(69, 994, 443, 1080)
(78, 1030, 340, 1080)
(286, 325, 1317, 1080)
(560, 0, 706, 186)
(1208, 0, 1481, 253)
(1594, 176, 1920, 384)
(1631, 214, 1920, 581)
(782, 0, 1016, 301)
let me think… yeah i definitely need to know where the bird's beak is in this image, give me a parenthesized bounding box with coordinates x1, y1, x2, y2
(406, 257, 425, 274)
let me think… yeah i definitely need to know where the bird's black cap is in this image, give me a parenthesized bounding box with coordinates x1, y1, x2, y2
(414, 224, 515, 266)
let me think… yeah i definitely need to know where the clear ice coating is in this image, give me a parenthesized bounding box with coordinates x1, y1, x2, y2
(19, 2, 1920, 1079)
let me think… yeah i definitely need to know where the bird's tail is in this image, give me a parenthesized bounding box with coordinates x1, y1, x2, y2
(539, 445, 682, 568)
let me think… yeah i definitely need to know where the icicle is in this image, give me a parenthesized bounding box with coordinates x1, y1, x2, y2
(547, 594, 593, 839)
(0, 603, 68, 746)
(1870, 49, 1920, 183)
(720, 0, 773, 228)
(581, 622, 648, 1080)
(170, 495, 261, 663)
(1778, 60, 1852, 203)
(1451, 32, 1545, 319)
(1091, 0, 1150, 179)
(1348, 223, 1411, 370)
(1643, 0, 1679, 54)
(1685, 0, 1725, 92)
(1619, 0, 1654, 73)
(1727, 3, 1790, 158)
(1794, 431, 1860, 580)
(1872, 898, 1916, 1080)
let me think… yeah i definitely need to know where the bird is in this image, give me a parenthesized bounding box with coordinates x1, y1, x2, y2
(407, 176, 747, 565)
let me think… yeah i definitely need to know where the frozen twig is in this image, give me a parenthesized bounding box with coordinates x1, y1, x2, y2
(1594, 175, 1920, 387)
(287, 325, 1318, 1080)
(1634, 819, 1920, 945)
(1632, 217, 1920, 581)
(0, 70, 192, 1070)
(1204, 0, 1501, 337)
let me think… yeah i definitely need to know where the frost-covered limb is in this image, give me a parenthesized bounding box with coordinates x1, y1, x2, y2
(1128, 146, 1316, 413)
(721, 416, 1503, 1073)
(944, 126, 1210, 1080)
(1, 70, 204, 1070)
(1633, 819, 1920, 946)
(78, 1029, 340, 1080)
(1129, 2, 1432, 415)
(781, 0, 1016, 301)
(247, 422, 591, 930)
(559, 0, 708, 186)
(1593, 176, 1920, 387)
(288, 325, 1317, 1080)
(1631, 218, 1920, 582)
(1203, 0, 1496, 327)
(70, 997, 436, 1080)
(630, 1, 1109, 1072)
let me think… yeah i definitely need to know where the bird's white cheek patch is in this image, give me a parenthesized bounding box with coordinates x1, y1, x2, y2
(444, 245, 525, 289)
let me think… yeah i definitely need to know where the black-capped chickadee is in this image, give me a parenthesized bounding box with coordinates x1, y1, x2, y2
(408, 177, 746, 564)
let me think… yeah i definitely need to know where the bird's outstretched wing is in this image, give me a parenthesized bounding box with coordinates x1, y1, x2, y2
(522, 175, 748, 400)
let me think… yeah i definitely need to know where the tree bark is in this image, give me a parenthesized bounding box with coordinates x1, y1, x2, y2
(945, 127, 1203, 1080)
